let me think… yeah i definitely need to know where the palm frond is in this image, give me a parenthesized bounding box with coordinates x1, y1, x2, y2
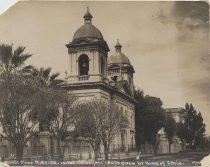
(42, 67, 51, 79)
(12, 46, 26, 67)
(0, 44, 32, 73)
(52, 79, 64, 86)
(21, 65, 35, 72)
(12, 54, 32, 68)
(0, 44, 13, 65)
(21, 65, 38, 77)
(13, 46, 25, 57)
(50, 73, 60, 81)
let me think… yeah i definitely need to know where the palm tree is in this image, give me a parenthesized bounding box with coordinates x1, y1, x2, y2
(23, 66, 67, 159)
(22, 65, 63, 88)
(0, 44, 32, 74)
(22, 65, 64, 131)
(0, 44, 34, 162)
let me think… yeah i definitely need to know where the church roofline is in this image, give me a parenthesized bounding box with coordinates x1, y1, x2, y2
(165, 107, 185, 114)
(108, 63, 135, 73)
(66, 39, 110, 52)
(165, 107, 185, 110)
(62, 82, 137, 104)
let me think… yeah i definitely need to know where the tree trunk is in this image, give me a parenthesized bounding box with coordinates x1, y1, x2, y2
(90, 140, 100, 161)
(189, 142, 193, 151)
(93, 147, 99, 161)
(181, 141, 184, 151)
(168, 140, 171, 154)
(15, 145, 24, 163)
(57, 139, 62, 162)
(154, 141, 158, 155)
(143, 143, 146, 154)
(104, 143, 109, 160)
(62, 141, 68, 161)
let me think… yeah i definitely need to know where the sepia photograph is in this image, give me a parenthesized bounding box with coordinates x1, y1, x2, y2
(0, 0, 209, 166)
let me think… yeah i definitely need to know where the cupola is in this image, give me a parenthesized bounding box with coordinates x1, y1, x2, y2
(108, 40, 131, 65)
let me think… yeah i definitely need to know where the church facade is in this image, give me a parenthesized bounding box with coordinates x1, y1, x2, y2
(64, 9, 136, 153)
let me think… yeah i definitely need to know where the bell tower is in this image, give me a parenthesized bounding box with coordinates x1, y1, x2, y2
(108, 40, 135, 95)
(66, 8, 110, 84)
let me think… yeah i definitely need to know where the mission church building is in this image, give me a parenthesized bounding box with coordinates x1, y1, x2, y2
(64, 8, 136, 152)
(0, 8, 187, 160)
(0, 8, 136, 160)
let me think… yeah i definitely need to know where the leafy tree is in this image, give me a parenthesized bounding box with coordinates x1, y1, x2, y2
(143, 95, 165, 153)
(134, 87, 165, 154)
(164, 115, 176, 154)
(0, 73, 42, 162)
(177, 103, 206, 150)
(0, 44, 36, 162)
(184, 103, 195, 148)
(185, 103, 205, 150)
(176, 122, 187, 150)
(202, 137, 210, 152)
(193, 112, 206, 150)
(134, 88, 145, 148)
(144, 95, 165, 144)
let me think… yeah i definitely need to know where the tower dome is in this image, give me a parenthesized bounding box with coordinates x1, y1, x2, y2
(108, 40, 130, 65)
(73, 24, 104, 41)
(72, 8, 104, 42)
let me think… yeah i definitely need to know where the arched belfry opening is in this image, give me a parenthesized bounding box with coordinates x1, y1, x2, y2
(78, 54, 89, 76)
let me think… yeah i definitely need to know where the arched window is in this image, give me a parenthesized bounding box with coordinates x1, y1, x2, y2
(78, 54, 89, 76)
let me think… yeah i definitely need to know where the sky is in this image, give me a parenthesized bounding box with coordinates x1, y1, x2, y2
(0, 0, 17, 14)
(0, 1, 209, 135)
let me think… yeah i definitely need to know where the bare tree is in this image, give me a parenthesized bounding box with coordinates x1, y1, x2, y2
(99, 101, 129, 160)
(45, 89, 77, 162)
(75, 99, 129, 160)
(75, 100, 106, 160)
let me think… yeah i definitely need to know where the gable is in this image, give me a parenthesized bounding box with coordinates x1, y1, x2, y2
(115, 80, 133, 97)
(122, 83, 133, 96)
